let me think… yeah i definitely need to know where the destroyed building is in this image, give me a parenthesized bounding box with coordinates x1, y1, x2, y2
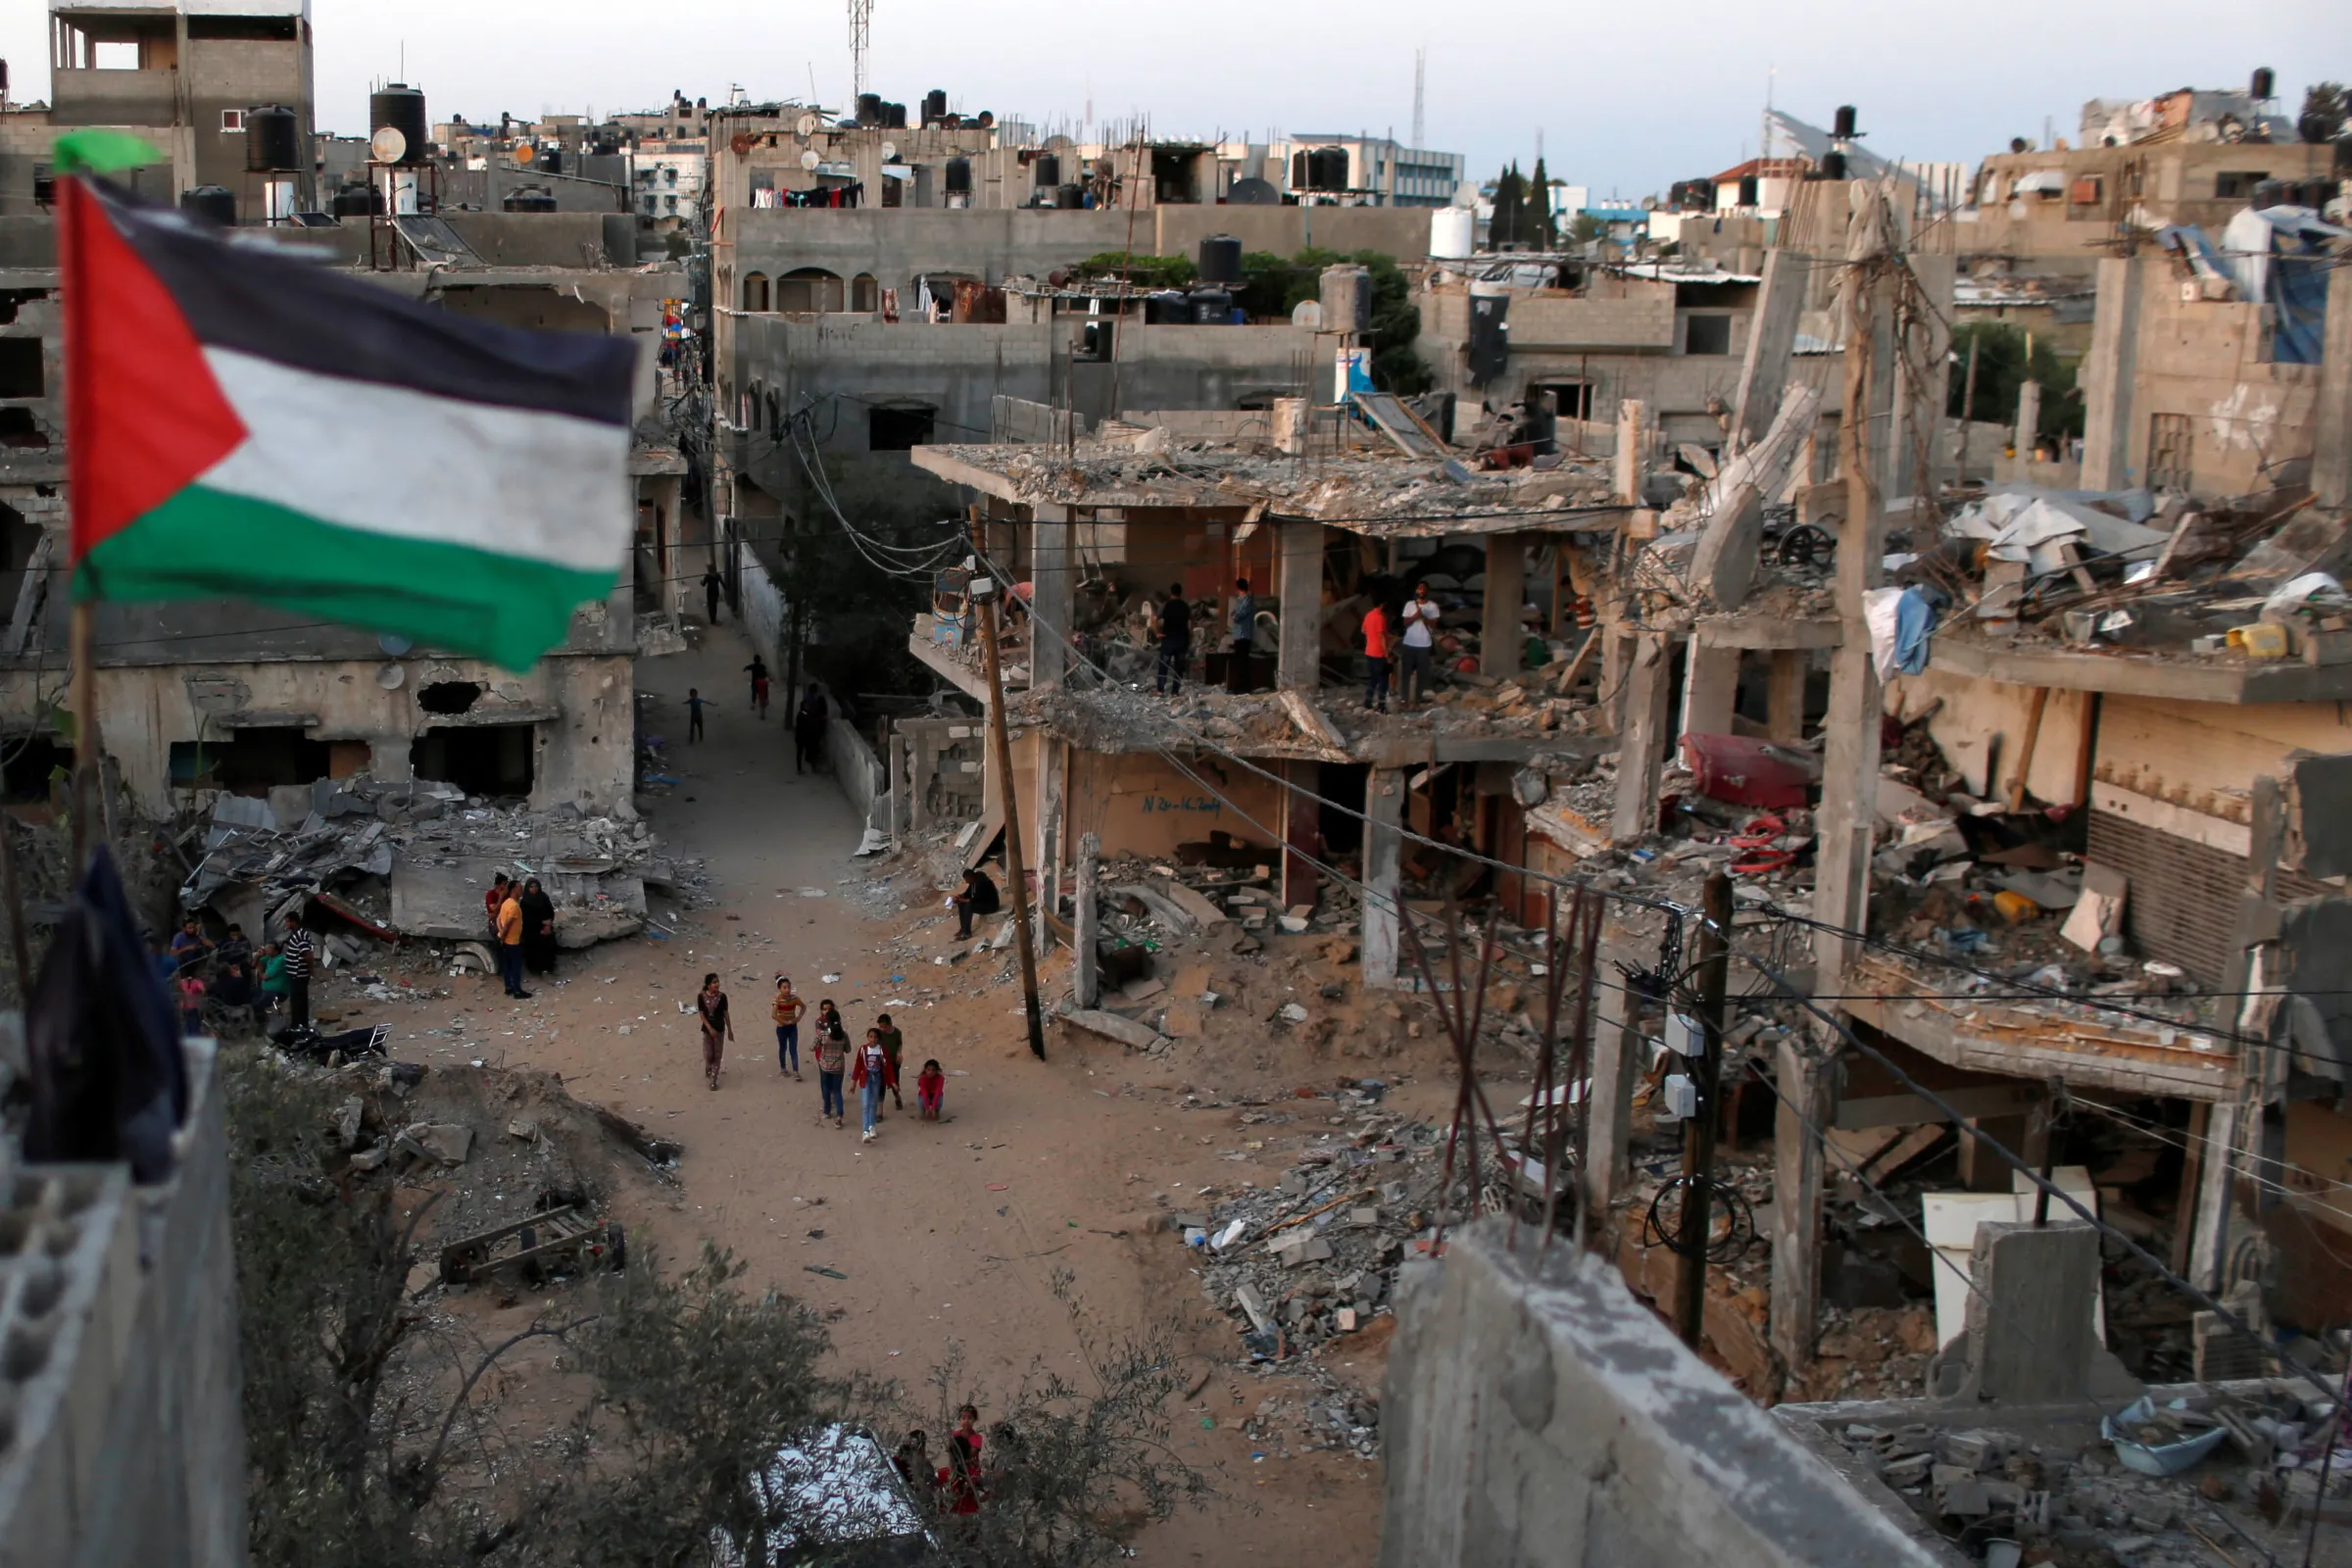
(0, 35, 697, 954)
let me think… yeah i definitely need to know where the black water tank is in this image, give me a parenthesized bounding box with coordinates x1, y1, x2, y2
(923, 89, 948, 125)
(180, 185, 237, 226)
(329, 182, 379, 218)
(885, 103, 906, 129)
(1054, 182, 1084, 210)
(1832, 105, 1857, 139)
(1034, 153, 1060, 189)
(2251, 67, 2276, 101)
(537, 146, 564, 173)
(945, 157, 971, 195)
(244, 104, 300, 172)
(1144, 290, 1190, 324)
(369, 83, 428, 165)
(1188, 286, 1233, 324)
(856, 93, 882, 125)
(1198, 233, 1243, 285)
(1819, 151, 1847, 180)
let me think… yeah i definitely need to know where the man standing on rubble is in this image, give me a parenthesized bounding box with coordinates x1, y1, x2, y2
(1153, 583, 1192, 697)
(280, 912, 315, 1032)
(495, 883, 531, 1001)
(1225, 575, 1254, 694)
(1398, 582, 1438, 708)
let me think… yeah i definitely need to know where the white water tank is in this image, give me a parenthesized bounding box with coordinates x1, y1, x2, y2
(1430, 206, 1475, 259)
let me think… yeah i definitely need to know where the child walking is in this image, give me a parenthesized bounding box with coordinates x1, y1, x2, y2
(812, 1008, 848, 1126)
(852, 1026, 889, 1142)
(771, 976, 805, 1079)
(697, 972, 732, 1090)
(874, 1011, 905, 1112)
(175, 969, 206, 1037)
(916, 1058, 946, 1121)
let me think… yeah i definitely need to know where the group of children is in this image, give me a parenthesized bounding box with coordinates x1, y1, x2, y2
(694, 972, 946, 1137)
(154, 916, 290, 1037)
(767, 976, 945, 1140)
(891, 1404, 1000, 1519)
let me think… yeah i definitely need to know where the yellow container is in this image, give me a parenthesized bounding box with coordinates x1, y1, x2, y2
(1992, 890, 2039, 924)
(2228, 622, 2290, 661)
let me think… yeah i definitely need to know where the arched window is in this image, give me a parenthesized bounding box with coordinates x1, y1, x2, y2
(741, 271, 770, 312)
(852, 272, 880, 313)
(775, 268, 845, 314)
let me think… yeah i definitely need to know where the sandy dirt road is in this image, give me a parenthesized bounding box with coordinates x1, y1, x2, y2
(336, 625, 1393, 1564)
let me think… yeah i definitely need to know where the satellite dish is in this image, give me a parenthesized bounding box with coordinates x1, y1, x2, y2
(513, 143, 537, 166)
(878, 141, 898, 161)
(378, 632, 415, 655)
(375, 663, 407, 690)
(796, 113, 820, 137)
(1450, 181, 1481, 209)
(369, 125, 407, 164)
(800, 149, 821, 171)
(1292, 300, 1323, 328)
(1228, 176, 1280, 206)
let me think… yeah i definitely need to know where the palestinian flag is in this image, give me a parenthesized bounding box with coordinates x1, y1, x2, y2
(62, 169, 640, 669)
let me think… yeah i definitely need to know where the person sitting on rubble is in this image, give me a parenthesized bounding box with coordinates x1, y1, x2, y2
(953, 866, 1001, 940)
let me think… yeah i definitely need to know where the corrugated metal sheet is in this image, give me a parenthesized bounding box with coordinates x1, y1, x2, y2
(2085, 809, 2330, 983)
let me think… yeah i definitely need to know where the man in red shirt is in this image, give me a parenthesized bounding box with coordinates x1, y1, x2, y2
(1362, 600, 1392, 712)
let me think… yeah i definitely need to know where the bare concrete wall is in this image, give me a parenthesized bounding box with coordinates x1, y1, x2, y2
(1380, 1221, 1935, 1568)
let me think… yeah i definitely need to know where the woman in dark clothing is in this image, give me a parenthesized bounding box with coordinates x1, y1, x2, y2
(519, 877, 559, 975)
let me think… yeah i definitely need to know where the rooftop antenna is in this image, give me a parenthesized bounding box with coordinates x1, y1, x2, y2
(849, 0, 873, 101)
(1411, 47, 1425, 149)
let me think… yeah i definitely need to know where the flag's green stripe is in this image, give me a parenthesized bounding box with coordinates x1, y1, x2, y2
(81, 484, 617, 670)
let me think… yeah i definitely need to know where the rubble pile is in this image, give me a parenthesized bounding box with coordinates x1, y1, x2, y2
(179, 773, 682, 953)
(1025, 679, 1603, 761)
(1170, 1085, 1445, 1376)
(1827, 1382, 2352, 1568)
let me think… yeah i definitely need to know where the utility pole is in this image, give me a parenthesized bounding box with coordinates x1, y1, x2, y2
(971, 518, 1048, 1060)
(1673, 870, 1734, 1348)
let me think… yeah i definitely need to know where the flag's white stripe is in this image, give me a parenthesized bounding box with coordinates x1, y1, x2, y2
(193, 347, 630, 575)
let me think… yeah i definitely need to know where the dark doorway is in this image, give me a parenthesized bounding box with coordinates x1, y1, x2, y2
(412, 723, 535, 798)
(1, 735, 67, 803)
(1318, 761, 1367, 858)
(867, 405, 936, 451)
(170, 726, 330, 791)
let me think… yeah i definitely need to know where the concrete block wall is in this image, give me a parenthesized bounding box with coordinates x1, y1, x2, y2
(1380, 1221, 1935, 1568)
(0, 1038, 247, 1568)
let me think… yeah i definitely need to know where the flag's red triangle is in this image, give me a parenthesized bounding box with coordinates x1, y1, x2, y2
(63, 180, 247, 564)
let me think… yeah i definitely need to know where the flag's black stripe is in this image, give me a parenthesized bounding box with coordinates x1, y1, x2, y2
(95, 180, 636, 426)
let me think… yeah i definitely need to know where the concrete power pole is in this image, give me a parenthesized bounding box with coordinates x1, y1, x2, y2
(971, 519, 1048, 1060)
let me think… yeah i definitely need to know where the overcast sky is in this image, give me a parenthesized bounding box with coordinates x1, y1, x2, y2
(4, 1, 2345, 197)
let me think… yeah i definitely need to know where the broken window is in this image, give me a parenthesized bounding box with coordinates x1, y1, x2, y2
(0, 339, 43, 400)
(170, 727, 330, 792)
(0, 291, 46, 326)
(0, 502, 43, 621)
(411, 723, 535, 799)
(185, 15, 299, 39)
(2214, 171, 2271, 200)
(416, 680, 483, 715)
(1530, 381, 1594, 421)
(0, 409, 48, 449)
(867, 405, 935, 452)
(1683, 315, 1733, 356)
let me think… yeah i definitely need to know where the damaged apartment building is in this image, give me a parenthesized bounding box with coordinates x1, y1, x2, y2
(888, 130, 2352, 1403)
(701, 95, 1449, 628)
(0, 0, 691, 938)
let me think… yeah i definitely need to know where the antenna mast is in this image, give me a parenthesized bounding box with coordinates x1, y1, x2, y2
(1411, 48, 1425, 149)
(849, 0, 873, 101)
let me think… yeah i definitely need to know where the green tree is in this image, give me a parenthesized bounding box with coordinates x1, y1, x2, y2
(1489, 163, 1527, 248)
(1946, 322, 2082, 445)
(1529, 157, 1558, 250)
(1233, 247, 1429, 393)
(1069, 252, 1198, 290)
(2297, 81, 2347, 146)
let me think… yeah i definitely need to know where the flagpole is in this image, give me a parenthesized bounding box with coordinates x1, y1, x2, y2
(69, 599, 95, 871)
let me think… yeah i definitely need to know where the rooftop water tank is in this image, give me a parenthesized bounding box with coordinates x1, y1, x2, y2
(1198, 233, 1243, 285)
(180, 185, 237, 226)
(1430, 207, 1474, 260)
(944, 157, 971, 195)
(369, 83, 428, 166)
(244, 104, 301, 172)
